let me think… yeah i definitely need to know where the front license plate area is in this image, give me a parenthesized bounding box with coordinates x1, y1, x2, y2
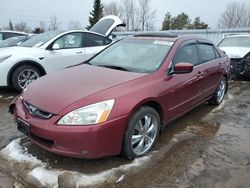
(17, 118, 30, 136)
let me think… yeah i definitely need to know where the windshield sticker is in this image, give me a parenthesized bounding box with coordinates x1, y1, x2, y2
(154, 40, 173, 46)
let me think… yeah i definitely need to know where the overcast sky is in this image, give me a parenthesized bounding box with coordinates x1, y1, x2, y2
(0, 0, 250, 30)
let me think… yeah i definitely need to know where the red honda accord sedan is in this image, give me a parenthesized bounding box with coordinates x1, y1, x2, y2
(10, 32, 230, 159)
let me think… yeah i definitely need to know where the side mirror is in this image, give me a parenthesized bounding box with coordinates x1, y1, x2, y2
(109, 33, 117, 40)
(173, 62, 193, 74)
(52, 43, 60, 50)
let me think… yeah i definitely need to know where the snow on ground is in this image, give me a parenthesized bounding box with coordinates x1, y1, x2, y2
(0, 130, 196, 187)
(28, 167, 62, 188)
(1, 139, 41, 165)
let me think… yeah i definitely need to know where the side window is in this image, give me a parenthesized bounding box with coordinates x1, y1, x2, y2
(54, 33, 83, 49)
(86, 33, 112, 47)
(198, 44, 216, 63)
(174, 44, 199, 66)
(4, 33, 21, 39)
(0, 33, 3, 40)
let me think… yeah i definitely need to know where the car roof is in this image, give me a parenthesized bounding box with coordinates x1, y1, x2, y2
(132, 32, 213, 43)
(52, 30, 107, 37)
(0, 30, 27, 35)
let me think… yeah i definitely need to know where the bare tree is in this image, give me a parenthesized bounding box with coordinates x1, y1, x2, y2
(39, 21, 47, 32)
(120, 0, 135, 31)
(138, 0, 156, 31)
(68, 20, 82, 30)
(14, 22, 31, 32)
(104, 1, 121, 16)
(218, 2, 250, 28)
(49, 15, 60, 31)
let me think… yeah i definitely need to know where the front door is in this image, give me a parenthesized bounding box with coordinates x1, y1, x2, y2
(45, 32, 87, 72)
(163, 42, 203, 120)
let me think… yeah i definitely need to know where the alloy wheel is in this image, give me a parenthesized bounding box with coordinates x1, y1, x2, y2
(131, 114, 158, 156)
(17, 69, 40, 89)
(216, 79, 226, 103)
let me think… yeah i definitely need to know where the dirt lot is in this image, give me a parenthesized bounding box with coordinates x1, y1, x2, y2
(0, 80, 250, 187)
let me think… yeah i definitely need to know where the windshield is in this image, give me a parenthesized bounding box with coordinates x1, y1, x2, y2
(89, 38, 173, 73)
(20, 31, 62, 47)
(218, 36, 250, 48)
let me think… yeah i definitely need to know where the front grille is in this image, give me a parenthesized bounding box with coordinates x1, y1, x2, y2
(23, 100, 53, 119)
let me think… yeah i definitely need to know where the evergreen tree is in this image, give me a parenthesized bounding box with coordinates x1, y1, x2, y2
(193, 17, 208, 29)
(162, 12, 172, 30)
(171, 12, 191, 30)
(86, 0, 104, 30)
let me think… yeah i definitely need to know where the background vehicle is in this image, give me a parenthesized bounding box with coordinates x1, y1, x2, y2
(11, 32, 230, 159)
(218, 34, 250, 78)
(0, 15, 125, 91)
(0, 35, 31, 48)
(0, 30, 27, 41)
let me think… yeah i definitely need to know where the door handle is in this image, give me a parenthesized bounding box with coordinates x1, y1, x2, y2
(218, 62, 222, 67)
(76, 51, 83, 54)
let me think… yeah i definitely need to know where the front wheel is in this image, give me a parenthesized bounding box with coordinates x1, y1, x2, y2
(11, 65, 41, 91)
(208, 77, 227, 105)
(122, 106, 160, 159)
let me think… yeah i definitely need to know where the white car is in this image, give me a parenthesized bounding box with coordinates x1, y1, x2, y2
(218, 34, 250, 78)
(0, 15, 125, 91)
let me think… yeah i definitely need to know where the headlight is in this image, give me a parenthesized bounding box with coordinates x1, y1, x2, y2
(0, 55, 12, 63)
(58, 99, 115, 125)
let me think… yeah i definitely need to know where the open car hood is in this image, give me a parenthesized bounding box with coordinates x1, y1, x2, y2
(89, 15, 126, 37)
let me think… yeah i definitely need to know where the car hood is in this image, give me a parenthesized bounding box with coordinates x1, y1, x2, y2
(22, 64, 147, 114)
(219, 47, 250, 59)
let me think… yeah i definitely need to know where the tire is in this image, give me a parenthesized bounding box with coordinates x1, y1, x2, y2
(122, 106, 160, 159)
(208, 76, 227, 105)
(11, 65, 42, 91)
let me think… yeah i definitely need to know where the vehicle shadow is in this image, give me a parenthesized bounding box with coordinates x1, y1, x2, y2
(0, 87, 19, 101)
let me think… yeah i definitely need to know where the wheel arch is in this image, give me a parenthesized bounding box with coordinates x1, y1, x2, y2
(127, 99, 164, 127)
(7, 60, 46, 86)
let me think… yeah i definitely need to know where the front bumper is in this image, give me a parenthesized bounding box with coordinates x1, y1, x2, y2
(13, 97, 128, 159)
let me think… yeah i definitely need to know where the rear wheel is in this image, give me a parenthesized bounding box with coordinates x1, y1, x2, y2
(208, 77, 227, 105)
(11, 65, 41, 91)
(122, 106, 160, 159)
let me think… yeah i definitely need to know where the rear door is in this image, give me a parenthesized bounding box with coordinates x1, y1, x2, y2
(165, 41, 204, 120)
(197, 42, 223, 99)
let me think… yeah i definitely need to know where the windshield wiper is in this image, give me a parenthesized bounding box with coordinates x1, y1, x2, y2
(97, 65, 132, 72)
